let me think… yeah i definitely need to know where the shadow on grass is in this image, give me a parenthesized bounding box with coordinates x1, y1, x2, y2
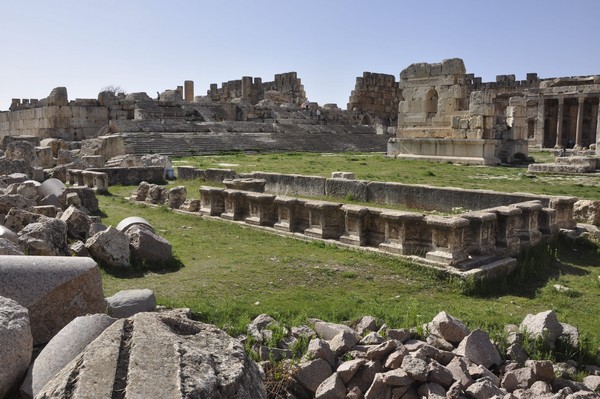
(461, 236, 597, 299)
(101, 255, 185, 279)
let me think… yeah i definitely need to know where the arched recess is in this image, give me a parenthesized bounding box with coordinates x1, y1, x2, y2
(425, 89, 438, 116)
(527, 119, 535, 139)
(360, 113, 373, 125)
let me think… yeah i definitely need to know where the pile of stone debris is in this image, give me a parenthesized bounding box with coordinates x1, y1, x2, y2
(248, 311, 600, 398)
(0, 175, 172, 266)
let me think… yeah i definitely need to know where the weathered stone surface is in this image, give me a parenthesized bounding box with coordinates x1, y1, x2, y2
(455, 329, 502, 368)
(559, 322, 579, 347)
(69, 240, 89, 257)
(21, 313, 116, 398)
(18, 218, 69, 256)
(106, 288, 156, 318)
(502, 366, 535, 392)
(0, 224, 19, 243)
(347, 360, 383, 394)
(366, 339, 397, 360)
(427, 360, 454, 388)
(364, 373, 391, 399)
(5, 207, 48, 232)
(330, 329, 359, 355)
(133, 181, 150, 201)
(400, 355, 429, 381)
(146, 183, 166, 204)
(247, 313, 279, 343)
(124, 224, 172, 263)
(165, 185, 187, 208)
(381, 368, 413, 386)
(386, 328, 411, 343)
(354, 315, 378, 335)
(293, 358, 332, 394)
(314, 321, 357, 340)
(85, 226, 131, 267)
(465, 378, 506, 399)
(360, 331, 385, 345)
(583, 375, 600, 392)
(526, 360, 555, 382)
(305, 338, 337, 367)
(384, 345, 409, 369)
(0, 255, 105, 344)
(59, 205, 92, 240)
(574, 199, 600, 225)
(0, 193, 36, 214)
(315, 372, 346, 399)
(336, 358, 366, 383)
(37, 311, 267, 398)
(427, 311, 470, 345)
(446, 356, 474, 388)
(520, 310, 563, 348)
(0, 296, 32, 399)
(0, 237, 24, 255)
(417, 382, 446, 399)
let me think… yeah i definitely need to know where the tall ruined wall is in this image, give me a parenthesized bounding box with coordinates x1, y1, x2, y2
(0, 105, 108, 141)
(397, 58, 469, 138)
(207, 72, 305, 106)
(347, 72, 401, 126)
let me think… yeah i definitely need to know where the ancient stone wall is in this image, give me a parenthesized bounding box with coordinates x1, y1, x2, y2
(347, 72, 401, 126)
(207, 72, 306, 105)
(0, 105, 108, 141)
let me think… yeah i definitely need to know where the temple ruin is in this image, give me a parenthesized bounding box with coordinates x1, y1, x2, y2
(389, 58, 600, 164)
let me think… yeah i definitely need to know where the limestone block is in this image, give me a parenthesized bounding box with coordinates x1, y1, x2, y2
(106, 288, 156, 318)
(0, 255, 105, 345)
(315, 373, 345, 399)
(17, 218, 69, 256)
(441, 58, 466, 75)
(455, 329, 502, 369)
(37, 311, 266, 398)
(470, 115, 484, 129)
(305, 338, 336, 367)
(165, 185, 187, 209)
(347, 360, 383, 394)
(293, 358, 332, 394)
(426, 311, 470, 345)
(60, 205, 92, 240)
(520, 310, 563, 348)
(0, 296, 32, 399)
(85, 226, 131, 268)
(21, 313, 116, 399)
(400, 355, 429, 381)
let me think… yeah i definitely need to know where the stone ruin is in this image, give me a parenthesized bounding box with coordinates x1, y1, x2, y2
(134, 167, 598, 280)
(389, 58, 600, 164)
(2, 59, 600, 164)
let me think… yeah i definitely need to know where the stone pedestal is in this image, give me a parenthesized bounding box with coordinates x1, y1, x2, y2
(245, 193, 276, 226)
(221, 189, 248, 221)
(199, 186, 225, 216)
(462, 211, 497, 256)
(304, 201, 345, 239)
(538, 208, 558, 235)
(223, 178, 266, 193)
(549, 196, 577, 229)
(513, 201, 543, 245)
(340, 205, 369, 246)
(273, 196, 308, 233)
(490, 206, 522, 256)
(379, 211, 427, 255)
(425, 215, 470, 266)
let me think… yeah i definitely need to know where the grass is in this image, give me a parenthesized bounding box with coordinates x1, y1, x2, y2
(171, 150, 600, 200)
(99, 151, 600, 364)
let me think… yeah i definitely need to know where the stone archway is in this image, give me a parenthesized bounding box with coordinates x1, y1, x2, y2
(425, 89, 438, 118)
(360, 113, 373, 125)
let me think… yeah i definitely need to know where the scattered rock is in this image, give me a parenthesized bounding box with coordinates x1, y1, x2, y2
(0, 296, 32, 399)
(106, 288, 157, 318)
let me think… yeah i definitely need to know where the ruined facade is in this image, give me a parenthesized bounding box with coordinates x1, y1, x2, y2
(206, 72, 307, 106)
(388, 58, 600, 164)
(347, 72, 402, 126)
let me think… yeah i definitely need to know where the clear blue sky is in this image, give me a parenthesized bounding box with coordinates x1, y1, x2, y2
(2, 0, 599, 111)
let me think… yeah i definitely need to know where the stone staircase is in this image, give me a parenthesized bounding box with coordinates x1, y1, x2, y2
(120, 122, 390, 156)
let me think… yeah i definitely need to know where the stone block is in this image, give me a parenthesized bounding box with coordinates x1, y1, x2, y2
(20, 313, 116, 399)
(106, 289, 156, 318)
(0, 296, 32, 399)
(0, 255, 105, 345)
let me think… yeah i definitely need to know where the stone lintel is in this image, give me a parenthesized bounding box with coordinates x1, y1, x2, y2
(424, 215, 469, 228)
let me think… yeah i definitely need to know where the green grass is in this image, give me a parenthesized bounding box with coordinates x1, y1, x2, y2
(99, 152, 600, 363)
(172, 150, 600, 200)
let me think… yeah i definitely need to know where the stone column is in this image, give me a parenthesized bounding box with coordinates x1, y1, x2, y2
(535, 98, 545, 148)
(596, 98, 600, 156)
(184, 80, 194, 103)
(575, 97, 585, 149)
(241, 76, 253, 101)
(555, 98, 564, 148)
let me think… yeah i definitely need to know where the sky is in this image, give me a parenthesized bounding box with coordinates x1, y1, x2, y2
(2, 0, 600, 111)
